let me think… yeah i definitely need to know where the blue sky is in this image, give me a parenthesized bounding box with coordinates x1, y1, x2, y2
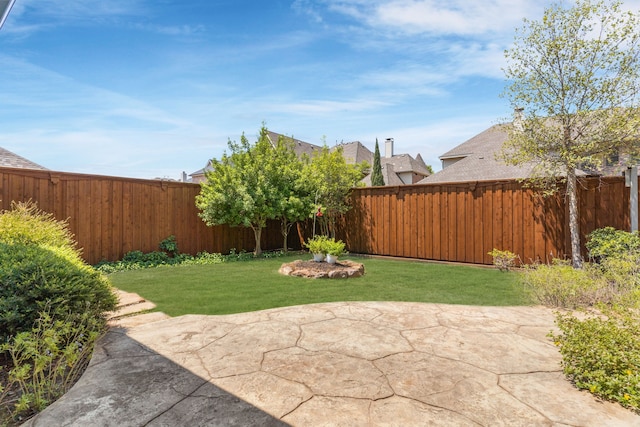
(2, 0, 637, 179)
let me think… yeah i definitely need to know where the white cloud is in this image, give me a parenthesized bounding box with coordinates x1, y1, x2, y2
(372, 0, 541, 36)
(264, 98, 391, 116)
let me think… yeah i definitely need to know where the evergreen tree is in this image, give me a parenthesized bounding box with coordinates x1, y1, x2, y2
(371, 138, 385, 186)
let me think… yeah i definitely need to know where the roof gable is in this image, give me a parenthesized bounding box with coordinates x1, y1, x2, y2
(0, 147, 48, 170)
(266, 131, 321, 158)
(439, 124, 506, 160)
(333, 141, 373, 165)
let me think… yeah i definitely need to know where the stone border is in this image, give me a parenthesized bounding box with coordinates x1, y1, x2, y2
(279, 260, 365, 279)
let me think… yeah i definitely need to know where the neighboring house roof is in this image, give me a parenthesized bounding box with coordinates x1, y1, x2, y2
(382, 153, 431, 176)
(337, 140, 431, 185)
(333, 141, 373, 165)
(361, 163, 405, 186)
(0, 147, 48, 170)
(189, 133, 431, 186)
(189, 160, 214, 180)
(266, 131, 321, 159)
(420, 124, 535, 184)
(422, 115, 639, 185)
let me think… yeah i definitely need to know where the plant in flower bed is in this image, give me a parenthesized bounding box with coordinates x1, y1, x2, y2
(95, 246, 288, 273)
(1, 310, 104, 425)
(524, 227, 640, 414)
(0, 201, 117, 425)
(550, 305, 640, 413)
(488, 248, 518, 271)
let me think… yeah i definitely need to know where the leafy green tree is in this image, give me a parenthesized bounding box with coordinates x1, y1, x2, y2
(371, 138, 385, 186)
(269, 133, 314, 252)
(303, 145, 367, 238)
(500, 0, 640, 268)
(196, 127, 279, 256)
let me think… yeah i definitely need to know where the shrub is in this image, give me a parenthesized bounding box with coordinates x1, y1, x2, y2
(488, 248, 518, 271)
(520, 260, 612, 308)
(159, 235, 179, 257)
(600, 252, 640, 293)
(1, 310, 105, 424)
(0, 243, 117, 342)
(586, 227, 640, 263)
(0, 201, 76, 251)
(95, 249, 288, 273)
(550, 307, 640, 414)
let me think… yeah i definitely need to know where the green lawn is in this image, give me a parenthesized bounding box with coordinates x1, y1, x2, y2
(108, 255, 530, 316)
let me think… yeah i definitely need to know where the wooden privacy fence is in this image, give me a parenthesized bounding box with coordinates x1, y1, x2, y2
(1, 168, 636, 266)
(339, 176, 636, 265)
(0, 168, 291, 264)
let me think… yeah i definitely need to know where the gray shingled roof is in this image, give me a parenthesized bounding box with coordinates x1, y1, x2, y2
(267, 131, 321, 159)
(361, 163, 405, 186)
(0, 147, 48, 170)
(420, 124, 534, 184)
(381, 153, 430, 176)
(190, 133, 430, 186)
(333, 141, 373, 165)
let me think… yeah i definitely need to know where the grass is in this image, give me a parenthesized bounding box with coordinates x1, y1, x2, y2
(108, 255, 530, 317)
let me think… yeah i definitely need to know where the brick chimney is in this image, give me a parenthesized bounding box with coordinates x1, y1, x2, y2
(385, 138, 394, 158)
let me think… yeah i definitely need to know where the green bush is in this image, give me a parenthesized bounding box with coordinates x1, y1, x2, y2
(600, 252, 640, 293)
(520, 260, 613, 308)
(551, 308, 640, 413)
(586, 227, 640, 262)
(159, 235, 179, 257)
(95, 249, 288, 273)
(1, 310, 105, 424)
(0, 201, 76, 251)
(488, 248, 518, 271)
(0, 243, 117, 342)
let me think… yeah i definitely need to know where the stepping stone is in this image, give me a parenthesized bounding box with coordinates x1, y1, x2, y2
(109, 312, 170, 328)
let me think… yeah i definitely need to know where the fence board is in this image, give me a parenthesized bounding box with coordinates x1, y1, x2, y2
(341, 176, 639, 265)
(0, 168, 293, 264)
(2, 167, 638, 266)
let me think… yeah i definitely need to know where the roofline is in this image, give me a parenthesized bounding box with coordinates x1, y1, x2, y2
(439, 153, 471, 160)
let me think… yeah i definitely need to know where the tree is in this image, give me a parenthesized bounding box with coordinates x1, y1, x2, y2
(303, 145, 367, 238)
(269, 133, 313, 252)
(500, 0, 640, 268)
(196, 127, 280, 256)
(371, 138, 385, 186)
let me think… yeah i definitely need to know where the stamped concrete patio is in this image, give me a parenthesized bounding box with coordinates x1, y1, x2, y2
(23, 300, 640, 426)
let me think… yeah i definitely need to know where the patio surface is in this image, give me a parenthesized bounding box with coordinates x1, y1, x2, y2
(23, 297, 640, 426)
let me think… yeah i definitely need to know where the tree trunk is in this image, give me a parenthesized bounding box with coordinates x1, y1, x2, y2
(280, 219, 292, 253)
(296, 222, 305, 247)
(251, 225, 263, 256)
(567, 170, 583, 268)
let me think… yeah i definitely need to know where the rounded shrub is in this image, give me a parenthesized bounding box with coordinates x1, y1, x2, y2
(0, 201, 76, 250)
(586, 227, 640, 262)
(0, 242, 117, 342)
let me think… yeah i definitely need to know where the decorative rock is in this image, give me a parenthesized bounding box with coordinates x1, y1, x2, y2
(278, 259, 365, 279)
